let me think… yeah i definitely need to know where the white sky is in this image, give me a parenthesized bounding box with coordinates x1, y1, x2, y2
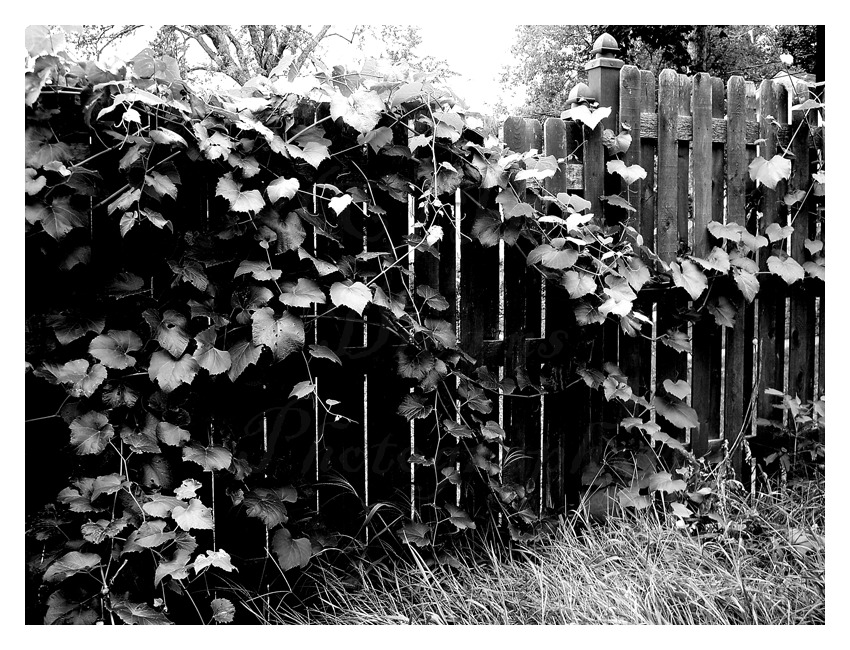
(89, 24, 523, 113)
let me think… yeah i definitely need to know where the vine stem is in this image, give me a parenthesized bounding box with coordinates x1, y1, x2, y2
(91, 151, 182, 211)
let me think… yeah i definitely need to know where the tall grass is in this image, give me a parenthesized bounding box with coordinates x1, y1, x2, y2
(223, 477, 824, 625)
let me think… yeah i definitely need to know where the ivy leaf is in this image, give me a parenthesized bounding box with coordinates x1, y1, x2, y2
(271, 527, 312, 570)
(606, 160, 647, 185)
(749, 155, 792, 189)
(193, 550, 237, 574)
(308, 344, 341, 365)
(767, 253, 806, 285)
(227, 340, 262, 381)
(26, 197, 87, 240)
(43, 551, 101, 583)
(670, 260, 707, 300)
(148, 351, 200, 393)
(210, 598, 236, 624)
(251, 307, 304, 361)
(172, 498, 214, 531)
(88, 330, 142, 369)
(69, 412, 114, 455)
(561, 104, 611, 130)
(156, 421, 191, 447)
(444, 504, 476, 530)
(110, 596, 173, 625)
(329, 281, 372, 315)
(561, 270, 596, 299)
(234, 260, 281, 282)
(280, 278, 326, 308)
(662, 379, 690, 400)
(154, 550, 192, 586)
(653, 394, 698, 429)
(216, 173, 265, 213)
(734, 269, 760, 302)
(183, 444, 232, 472)
(243, 488, 289, 528)
(267, 177, 300, 203)
(707, 295, 737, 328)
(398, 394, 433, 420)
(397, 521, 431, 547)
(145, 172, 178, 200)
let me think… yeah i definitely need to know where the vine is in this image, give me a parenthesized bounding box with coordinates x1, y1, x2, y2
(24, 25, 824, 624)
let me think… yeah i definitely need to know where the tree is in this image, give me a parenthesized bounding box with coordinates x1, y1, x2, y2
(500, 25, 805, 119)
(66, 25, 453, 87)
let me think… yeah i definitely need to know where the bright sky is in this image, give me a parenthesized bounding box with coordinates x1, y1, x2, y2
(93, 24, 523, 113)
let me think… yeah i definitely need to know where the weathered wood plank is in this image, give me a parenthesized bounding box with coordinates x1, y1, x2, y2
(676, 74, 691, 252)
(639, 70, 657, 252)
(756, 80, 788, 426)
(690, 73, 720, 457)
(541, 117, 571, 510)
(638, 113, 797, 146)
(787, 107, 817, 402)
(502, 118, 543, 495)
(657, 69, 679, 263)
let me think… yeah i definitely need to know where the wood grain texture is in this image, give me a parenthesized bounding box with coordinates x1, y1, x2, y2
(656, 70, 679, 262)
(637, 113, 795, 146)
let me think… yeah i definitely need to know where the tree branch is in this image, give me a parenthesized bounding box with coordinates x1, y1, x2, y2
(292, 25, 331, 76)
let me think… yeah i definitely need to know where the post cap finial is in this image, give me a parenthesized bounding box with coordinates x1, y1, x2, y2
(568, 82, 591, 101)
(591, 33, 619, 58)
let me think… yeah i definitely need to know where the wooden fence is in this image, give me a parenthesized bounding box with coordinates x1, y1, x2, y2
(26, 37, 824, 546)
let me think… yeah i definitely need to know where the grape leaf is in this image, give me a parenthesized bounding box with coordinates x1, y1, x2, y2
(574, 300, 605, 325)
(192, 326, 232, 376)
(144, 309, 190, 357)
(280, 278, 326, 308)
(69, 411, 114, 455)
(416, 285, 450, 311)
(172, 498, 214, 531)
(670, 260, 707, 300)
(357, 125, 394, 152)
(765, 222, 794, 243)
(803, 260, 825, 281)
(243, 488, 289, 527)
(707, 295, 737, 328)
(606, 160, 647, 185)
(804, 239, 823, 255)
(527, 243, 578, 270)
(43, 551, 101, 583)
(25, 168, 46, 195)
(767, 253, 805, 285)
(210, 598, 236, 624)
(749, 154, 792, 189)
(618, 256, 650, 292)
(289, 380, 315, 400)
(193, 549, 237, 574)
(251, 307, 304, 361)
(653, 394, 699, 429)
(561, 105, 611, 130)
(561, 270, 596, 298)
(227, 339, 262, 381)
(481, 420, 505, 441)
(600, 194, 636, 211)
(285, 142, 329, 168)
(174, 478, 202, 500)
(234, 260, 281, 282)
(604, 275, 637, 302)
(298, 247, 338, 276)
(263, 210, 306, 253)
(154, 550, 192, 586)
(110, 596, 173, 625)
(329, 194, 353, 215)
(397, 394, 433, 420)
(662, 379, 690, 400)
(329, 281, 372, 315)
(145, 172, 178, 200)
(80, 517, 129, 544)
(156, 421, 191, 446)
(216, 173, 265, 213)
(271, 527, 312, 570)
(142, 494, 186, 518)
(734, 269, 760, 302)
(183, 444, 232, 471)
(648, 471, 687, 494)
(691, 247, 730, 274)
(330, 88, 384, 133)
(444, 504, 476, 530)
(443, 419, 474, 439)
(264, 175, 300, 206)
(26, 197, 87, 240)
(88, 330, 142, 369)
(148, 351, 200, 392)
(149, 128, 187, 147)
(424, 318, 457, 349)
(57, 478, 102, 513)
(397, 521, 431, 547)
(308, 344, 341, 365)
(91, 473, 126, 502)
(670, 502, 693, 518)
